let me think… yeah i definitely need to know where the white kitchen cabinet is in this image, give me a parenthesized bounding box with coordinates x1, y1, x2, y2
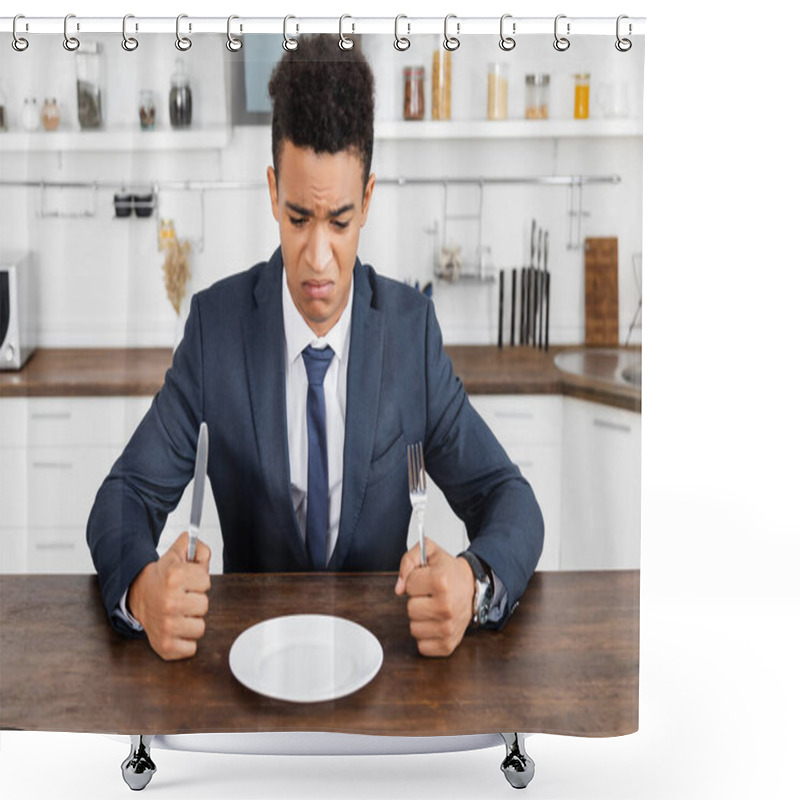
(0, 396, 222, 574)
(560, 397, 641, 570)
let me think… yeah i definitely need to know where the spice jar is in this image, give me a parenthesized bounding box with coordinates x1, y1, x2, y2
(525, 74, 550, 119)
(76, 42, 104, 129)
(487, 63, 508, 120)
(21, 97, 40, 132)
(41, 98, 61, 132)
(403, 66, 425, 121)
(574, 73, 590, 119)
(139, 90, 156, 130)
(169, 60, 192, 128)
(431, 50, 451, 121)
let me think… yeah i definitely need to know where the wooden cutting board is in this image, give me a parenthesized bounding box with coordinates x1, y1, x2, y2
(584, 237, 619, 346)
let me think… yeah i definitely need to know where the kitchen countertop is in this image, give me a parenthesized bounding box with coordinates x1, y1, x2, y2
(0, 345, 641, 412)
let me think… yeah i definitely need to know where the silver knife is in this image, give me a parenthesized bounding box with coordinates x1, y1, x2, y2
(187, 421, 208, 562)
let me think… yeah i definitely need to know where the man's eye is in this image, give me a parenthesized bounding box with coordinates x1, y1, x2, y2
(332, 220, 350, 230)
(289, 216, 307, 227)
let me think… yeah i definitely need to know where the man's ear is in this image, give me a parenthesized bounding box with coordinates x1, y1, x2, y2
(267, 165, 280, 222)
(360, 172, 377, 227)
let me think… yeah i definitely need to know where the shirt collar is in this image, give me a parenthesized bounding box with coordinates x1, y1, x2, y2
(282, 266, 354, 364)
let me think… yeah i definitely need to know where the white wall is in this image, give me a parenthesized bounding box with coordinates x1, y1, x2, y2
(0, 33, 643, 347)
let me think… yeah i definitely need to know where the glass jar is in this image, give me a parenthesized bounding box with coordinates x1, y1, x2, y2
(487, 63, 508, 121)
(139, 90, 156, 130)
(76, 42, 104, 129)
(431, 50, 451, 121)
(574, 73, 590, 120)
(403, 66, 425, 121)
(169, 60, 193, 128)
(41, 98, 61, 132)
(21, 97, 40, 132)
(525, 74, 550, 119)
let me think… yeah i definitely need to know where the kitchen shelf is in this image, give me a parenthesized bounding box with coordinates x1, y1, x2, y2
(0, 126, 231, 153)
(374, 119, 643, 140)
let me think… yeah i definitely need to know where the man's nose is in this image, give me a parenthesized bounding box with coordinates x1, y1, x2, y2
(307, 222, 333, 273)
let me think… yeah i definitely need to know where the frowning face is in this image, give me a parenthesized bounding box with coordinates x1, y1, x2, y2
(268, 141, 376, 336)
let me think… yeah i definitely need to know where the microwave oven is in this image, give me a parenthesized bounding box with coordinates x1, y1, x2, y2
(0, 252, 38, 370)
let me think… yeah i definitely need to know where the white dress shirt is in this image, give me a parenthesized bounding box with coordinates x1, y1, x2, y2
(282, 267, 353, 564)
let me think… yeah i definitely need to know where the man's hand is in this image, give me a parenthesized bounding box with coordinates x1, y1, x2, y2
(394, 538, 475, 657)
(127, 531, 212, 661)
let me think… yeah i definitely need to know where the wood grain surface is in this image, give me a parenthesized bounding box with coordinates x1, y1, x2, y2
(0, 571, 639, 737)
(584, 238, 620, 346)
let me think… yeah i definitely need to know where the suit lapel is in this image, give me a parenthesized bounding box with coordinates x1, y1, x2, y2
(330, 260, 384, 570)
(241, 249, 307, 566)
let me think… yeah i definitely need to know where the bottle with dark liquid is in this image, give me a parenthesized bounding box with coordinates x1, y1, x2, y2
(169, 60, 192, 129)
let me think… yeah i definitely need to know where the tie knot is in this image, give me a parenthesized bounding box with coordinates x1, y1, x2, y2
(302, 345, 334, 386)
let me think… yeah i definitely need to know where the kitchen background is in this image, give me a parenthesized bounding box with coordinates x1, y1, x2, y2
(0, 29, 643, 578)
(0, 32, 643, 347)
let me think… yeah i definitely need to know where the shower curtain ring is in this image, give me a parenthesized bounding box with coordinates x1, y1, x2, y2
(122, 14, 139, 51)
(175, 14, 192, 51)
(499, 14, 516, 51)
(226, 15, 243, 51)
(394, 15, 410, 51)
(443, 14, 460, 51)
(63, 13, 80, 51)
(12, 14, 29, 52)
(615, 15, 632, 52)
(553, 14, 570, 51)
(339, 15, 354, 50)
(283, 15, 298, 51)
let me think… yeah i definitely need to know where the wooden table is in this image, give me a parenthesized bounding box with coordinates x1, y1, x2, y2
(0, 571, 639, 737)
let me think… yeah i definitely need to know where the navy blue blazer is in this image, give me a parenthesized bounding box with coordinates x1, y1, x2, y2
(87, 247, 544, 637)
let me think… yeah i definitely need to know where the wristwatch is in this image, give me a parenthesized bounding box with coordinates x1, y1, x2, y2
(457, 550, 494, 628)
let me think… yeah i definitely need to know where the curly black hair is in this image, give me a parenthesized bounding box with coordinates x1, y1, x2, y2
(268, 34, 375, 196)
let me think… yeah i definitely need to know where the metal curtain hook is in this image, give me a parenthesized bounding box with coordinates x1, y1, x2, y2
(175, 14, 192, 51)
(499, 14, 516, 51)
(443, 14, 460, 51)
(394, 14, 410, 51)
(227, 15, 243, 51)
(339, 15, 354, 50)
(553, 14, 570, 52)
(63, 13, 80, 51)
(283, 15, 298, 51)
(615, 14, 632, 52)
(12, 14, 29, 52)
(122, 14, 139, 51)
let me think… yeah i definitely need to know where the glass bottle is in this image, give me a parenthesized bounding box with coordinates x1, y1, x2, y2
(169, 60, 193, 128)
(21, 97, 40, 132)
(139, 90, 156, 130)
(76, 42, 104, 129)
(431, 50, 451, 121)
(41, 98, 61, 132)
(525, 74, 550, 119)
(403, 66, 425, 121)
(574, 73, 591, 120)
(487, 63, 508, 120)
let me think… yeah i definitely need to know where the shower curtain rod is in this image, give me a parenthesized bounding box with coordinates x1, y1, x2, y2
(0, 15, 645, 38)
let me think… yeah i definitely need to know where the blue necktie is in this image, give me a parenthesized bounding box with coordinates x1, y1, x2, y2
(302, 345, 335, 570)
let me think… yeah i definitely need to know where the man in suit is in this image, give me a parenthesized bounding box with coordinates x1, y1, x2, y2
(87, 35, 543, 661)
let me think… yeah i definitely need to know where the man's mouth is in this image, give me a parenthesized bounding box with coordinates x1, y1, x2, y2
(303, 281, 333, 300)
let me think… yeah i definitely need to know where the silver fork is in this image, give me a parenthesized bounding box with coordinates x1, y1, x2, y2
(407, 441, 427, 565)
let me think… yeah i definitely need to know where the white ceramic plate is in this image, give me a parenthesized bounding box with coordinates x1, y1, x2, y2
(229, 614, 384, 703)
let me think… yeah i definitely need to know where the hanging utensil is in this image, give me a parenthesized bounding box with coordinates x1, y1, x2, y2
(530, 221, 538, 348)
(498, 269, 504, 348)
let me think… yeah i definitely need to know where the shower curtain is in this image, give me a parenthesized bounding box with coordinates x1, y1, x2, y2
(0, 14, 644, 796)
